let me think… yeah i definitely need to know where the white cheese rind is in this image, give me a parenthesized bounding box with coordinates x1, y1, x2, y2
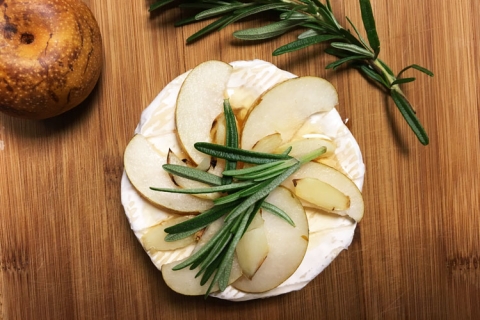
(120, 59, 365, 301)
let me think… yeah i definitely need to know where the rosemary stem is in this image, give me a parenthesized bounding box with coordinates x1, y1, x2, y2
(371, 59, 417, 113)
(371, 59, 395, 87)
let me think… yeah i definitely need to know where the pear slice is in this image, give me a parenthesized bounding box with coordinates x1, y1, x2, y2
(246, 210, 264, 230)
(241, 76, 338, 150)
(283, 162, 364, 222)
(293, 177, 350, 211)
(175, 60, 233, 165)
(166, 150, 222, 200)
(141, 215, 196, 251)
(124, 134, 214, 213)
(236, 133, 284, 170)
(236, 213, 269, 279)
(233, 186, 309, 293)
(251, 133, 283, 153)
(162, 218, 242, 296)
(207, 113, 228, 176)
(210, 112, 227, 147)
(166, 148, 192, 169)
(161, 256, 242, 296)
(193, 216, 224, 251)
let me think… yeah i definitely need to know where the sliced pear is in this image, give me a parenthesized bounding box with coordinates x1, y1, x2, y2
(124, 134, 214, 213)
(316, 157, 342, 171)
(166, 148, 191, 168)
(166, 150, 221, 200)
(276, 137, 336, 159)
(236, 228, 268, 279)
(192, 215, 224, 252)
(246, 210, 264, 230)
(162, 217, 242, 296)
(195, 157, 212, 172)
(241, 76, 338, 150)
(290, 114, 330, 141)
(227, 86, 258, 124)
(235, 133, 284, 170)
(161, 256, 242, 296)
(233, 186, 309, 293)
(283, 162, 364, 222)
(251, 133, 283, 153)
(293, 177, 350, 211)
(206, 159, 225, 178)
(176, 60, 233, 165)
(210, 112, 227, 147)
(236, 213, 269, 279)
(142, 215, 196, 251)
(207, 112, 229, 176)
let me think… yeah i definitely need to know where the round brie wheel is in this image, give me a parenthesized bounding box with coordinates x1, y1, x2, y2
(121, 60, 365, 301)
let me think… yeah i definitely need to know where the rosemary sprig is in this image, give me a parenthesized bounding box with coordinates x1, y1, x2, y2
(150, 100, 325, 297)
(149, 0, 434, 145)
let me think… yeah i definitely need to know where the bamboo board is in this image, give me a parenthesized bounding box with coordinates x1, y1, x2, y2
(1, 0, 479, 319)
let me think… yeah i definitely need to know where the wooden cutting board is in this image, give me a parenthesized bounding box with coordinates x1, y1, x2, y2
(1, 0, 479, 319)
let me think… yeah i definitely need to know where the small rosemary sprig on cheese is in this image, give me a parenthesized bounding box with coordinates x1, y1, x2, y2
(149, 0, 434, 145)
(150, 100, 325, 297)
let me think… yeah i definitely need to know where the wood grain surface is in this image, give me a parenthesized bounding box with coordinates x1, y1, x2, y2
(1, 0, 479, 319)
